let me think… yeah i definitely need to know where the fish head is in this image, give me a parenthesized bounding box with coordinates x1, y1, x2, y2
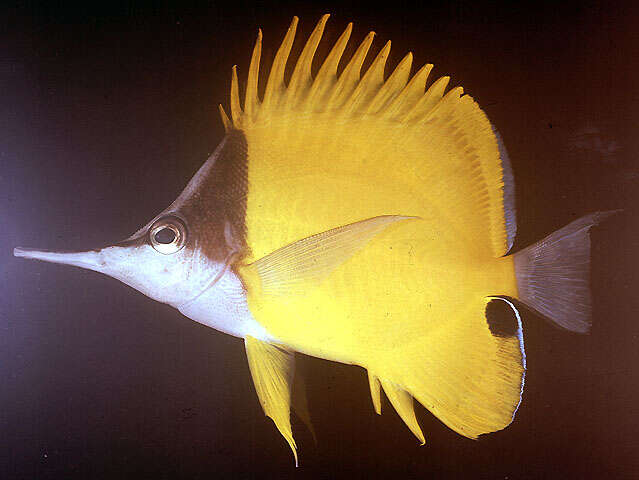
(13, 210, 237, 307)
(14, 132, 249, 309)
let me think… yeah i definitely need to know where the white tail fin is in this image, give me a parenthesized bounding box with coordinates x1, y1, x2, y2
(513, 211, 617, 333)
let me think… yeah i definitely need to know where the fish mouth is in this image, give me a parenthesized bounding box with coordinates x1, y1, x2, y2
(13, 247, 104, 271)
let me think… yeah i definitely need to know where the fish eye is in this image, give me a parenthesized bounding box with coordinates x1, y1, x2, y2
(149, 216, 187, 254)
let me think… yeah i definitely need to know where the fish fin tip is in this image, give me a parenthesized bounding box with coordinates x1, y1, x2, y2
(230, 66, 242, 126)
(245, 337, 298, 463)
(380, 379, 425, 444)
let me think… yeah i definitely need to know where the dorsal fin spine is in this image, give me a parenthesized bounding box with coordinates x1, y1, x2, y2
(325, 31, 375, 111)
(227, 17, 466, 128)
(263, 16, 298, 112)
(423, 86, 464, 123)
(404, 75, 450, 122)
(366, 51, 413, 114)
(343, 40, 391, 114)
(218, 104, 231, 132)
(286, 14, 330, 109)
(230, 65, 243, 127)
(382, 63, 433, 120)
(305, 22, 353, 109)
(245, 29, 263, 120)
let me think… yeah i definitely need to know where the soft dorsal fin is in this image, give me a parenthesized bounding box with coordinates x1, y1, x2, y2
(244, 215, 417, 296)
(244, 336, 298, 466)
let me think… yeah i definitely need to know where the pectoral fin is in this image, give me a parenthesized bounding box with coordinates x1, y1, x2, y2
(245, 336, 298, 465)
(247, 215, 417, 296)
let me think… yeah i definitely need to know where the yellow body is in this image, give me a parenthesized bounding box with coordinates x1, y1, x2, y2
(232, 16, 525, 443)
(242, 115, 519, 365)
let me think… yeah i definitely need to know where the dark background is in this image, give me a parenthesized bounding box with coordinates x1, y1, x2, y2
(2, 1, 639, 478)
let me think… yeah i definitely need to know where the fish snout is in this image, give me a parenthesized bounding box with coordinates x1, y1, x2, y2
(13, 246, 106, 272)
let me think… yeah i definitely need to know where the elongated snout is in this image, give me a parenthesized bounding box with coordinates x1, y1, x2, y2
(14, 234, 226, 307)
(14, 247, 105, 272)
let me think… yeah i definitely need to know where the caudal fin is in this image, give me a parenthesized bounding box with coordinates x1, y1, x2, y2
(513, 211, 617, 333)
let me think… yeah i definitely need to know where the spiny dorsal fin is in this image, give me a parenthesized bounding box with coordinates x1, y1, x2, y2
(224, 15, 457, 129)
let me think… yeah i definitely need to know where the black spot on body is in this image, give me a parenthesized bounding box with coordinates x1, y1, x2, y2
(485, 299, 519, 337)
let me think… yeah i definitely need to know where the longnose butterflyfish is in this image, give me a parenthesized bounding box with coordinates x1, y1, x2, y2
(15, 15, 615, 464)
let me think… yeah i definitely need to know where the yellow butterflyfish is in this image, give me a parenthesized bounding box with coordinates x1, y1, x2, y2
(14, 14, 616, 465)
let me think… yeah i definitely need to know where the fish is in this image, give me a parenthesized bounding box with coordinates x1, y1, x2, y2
(14, 14, 616, 465)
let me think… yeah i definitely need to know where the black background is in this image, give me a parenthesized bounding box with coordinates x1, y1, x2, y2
(2, 1, 639, 478)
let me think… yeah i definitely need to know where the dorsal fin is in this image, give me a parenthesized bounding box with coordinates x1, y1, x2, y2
(262, 16, 298, 111)
(227, 16, 516, 258)
(286, 14, 329, 108)
(223, 15, 454, 129)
